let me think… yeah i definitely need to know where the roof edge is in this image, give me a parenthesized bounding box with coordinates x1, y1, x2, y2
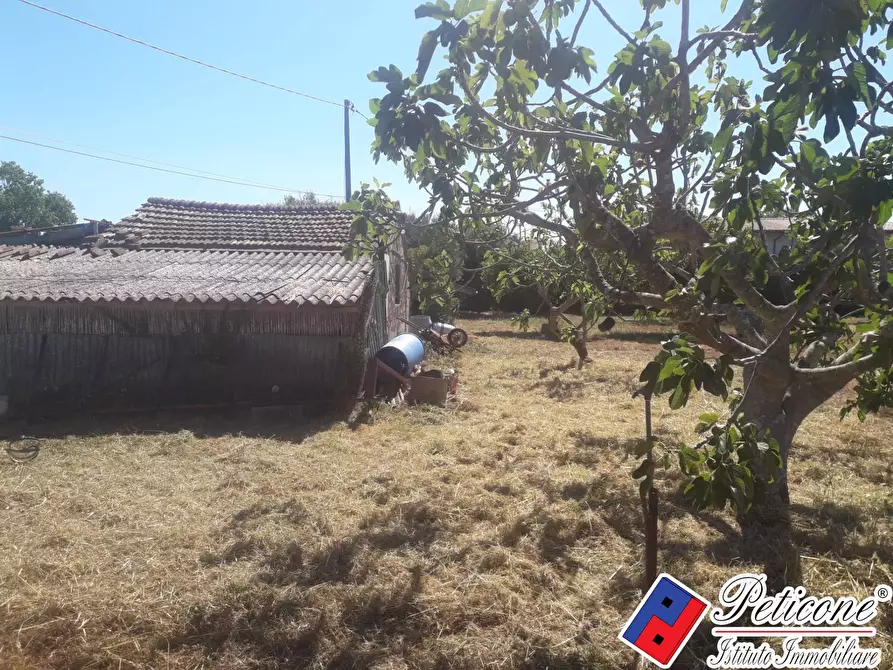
(142, 196, 345, 214)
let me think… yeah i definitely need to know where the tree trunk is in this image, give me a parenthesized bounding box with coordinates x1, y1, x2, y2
(734, 360, 805, 588)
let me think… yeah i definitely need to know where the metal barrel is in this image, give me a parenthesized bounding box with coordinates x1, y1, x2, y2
(376, 333, 425, 377)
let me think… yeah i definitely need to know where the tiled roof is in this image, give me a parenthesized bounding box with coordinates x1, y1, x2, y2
(759, 218, 795, 231)
(0, 246, 372, 306)
(116, 197, 353, 251)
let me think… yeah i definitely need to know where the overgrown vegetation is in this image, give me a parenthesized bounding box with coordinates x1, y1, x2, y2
(348, 0, 893, 530)
(1, 321, 891, 669)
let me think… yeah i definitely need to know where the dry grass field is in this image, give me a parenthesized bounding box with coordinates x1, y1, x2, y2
(1, 318, 892, 669)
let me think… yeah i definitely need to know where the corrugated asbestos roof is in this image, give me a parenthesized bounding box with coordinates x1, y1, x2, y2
(0, 246, 372, 306)
(117, 198, 353, 251)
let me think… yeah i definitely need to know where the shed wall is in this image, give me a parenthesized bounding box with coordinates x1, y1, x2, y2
(386, 236, 411, 339)
(363, 245, 410, 362)
(364, 264, 389, 362)
(0, 300, 367, 417)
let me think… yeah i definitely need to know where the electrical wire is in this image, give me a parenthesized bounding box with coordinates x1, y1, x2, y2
(0, 125, 312, 189)
(16, 0, 369, 119)
(0, 133, 344, 198)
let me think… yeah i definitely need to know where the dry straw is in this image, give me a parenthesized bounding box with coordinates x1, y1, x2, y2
(1, 319, 891, 668)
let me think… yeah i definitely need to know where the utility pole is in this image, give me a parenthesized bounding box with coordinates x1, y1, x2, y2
(344, 99, 352, 202)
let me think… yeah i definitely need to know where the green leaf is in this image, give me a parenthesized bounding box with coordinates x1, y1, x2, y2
(823, 112, 841, 142)
(699, 412, 719, 426)
(650, 38, 673, 59)
(669, 382, 689, 410)
(712, 124, 735, 158)
(580, 47, 597, 68)
(729, 485, 748, 514)
(837, 97, 858, 131)
(632, 459, 655, 481)
(454, 0, 487, 18)
(639, 361, 661, 385)
(696, 258, 716, 278)
(769, 93, 804, 144)
(424, 101, 448, 116)
(480, 0, 503, 28)
(415, 1, 454, 20)
(878, 199, 893, 227)
(639, 478, 653, 499)
(851, 62, 872, 105)
(658, 357, 683, 381)
(417, 30, 440, 81)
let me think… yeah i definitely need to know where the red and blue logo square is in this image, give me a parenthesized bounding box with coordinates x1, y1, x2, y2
(618, 574, 709, 668)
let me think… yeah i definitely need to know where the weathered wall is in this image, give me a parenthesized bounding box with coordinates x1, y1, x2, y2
(363, 242, 410, 361)
(386, 236, 411, 340)
(0, 299, 368, 417)
(364, 264, 389, 363)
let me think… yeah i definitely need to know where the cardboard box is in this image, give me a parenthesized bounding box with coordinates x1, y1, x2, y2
(409, 374, 452, 406)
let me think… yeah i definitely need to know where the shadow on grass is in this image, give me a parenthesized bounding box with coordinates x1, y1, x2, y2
(529, 377, 587, 401)
(0, 404, 350, 446)
(163, 469, 889, 669)
(790, 500, 893, 566)
(474, 330, 543, 340)
(602, 330, 676, 345)
(538, 361, 578, 377)
(161, 499, 439, 664)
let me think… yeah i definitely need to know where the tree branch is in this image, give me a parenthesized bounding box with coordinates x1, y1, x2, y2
(456, 70, 652, 151)
(689, 30, 755, 47)
(579, 245, 670, 309)
(570, 0, 591, 48)
(793, 350, 889, 403)
(642, 0, 755, 120)
(677, 0, 692, 133)
(513, 211, 578, 244)
(590, 0, 636, 45)
(561, 82, 613, 114)
(646, 207, 792, 327)
(758, 235, 861, 357)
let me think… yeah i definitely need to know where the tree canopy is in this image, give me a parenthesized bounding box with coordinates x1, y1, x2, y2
(348, 0, 893, 520)
(278, 192, 342, 208)
(0, 161, 77, 231)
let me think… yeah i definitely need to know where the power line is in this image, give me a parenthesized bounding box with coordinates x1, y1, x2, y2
(15, 0, 368, 119)
(0, 125, 306, 189)
(0, 133, 344, 198)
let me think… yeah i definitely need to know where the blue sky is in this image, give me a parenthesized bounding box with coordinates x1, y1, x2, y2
(1, 0, 738, 222)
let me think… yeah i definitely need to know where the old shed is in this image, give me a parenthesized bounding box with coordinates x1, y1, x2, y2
(0, 198, 408, 417)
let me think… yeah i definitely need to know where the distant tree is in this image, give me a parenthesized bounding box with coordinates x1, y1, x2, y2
(403, 210, 465, 318)
(281, 192, 321, 208)
(0, 161, 77, 231)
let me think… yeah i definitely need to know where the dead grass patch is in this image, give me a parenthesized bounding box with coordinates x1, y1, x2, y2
(1, 318, 891, 668)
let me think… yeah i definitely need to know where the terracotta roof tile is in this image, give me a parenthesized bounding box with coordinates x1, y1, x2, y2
(116, 197, 353, 251)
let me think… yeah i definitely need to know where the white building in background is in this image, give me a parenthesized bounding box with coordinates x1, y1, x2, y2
(757, 218, 893, 256)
